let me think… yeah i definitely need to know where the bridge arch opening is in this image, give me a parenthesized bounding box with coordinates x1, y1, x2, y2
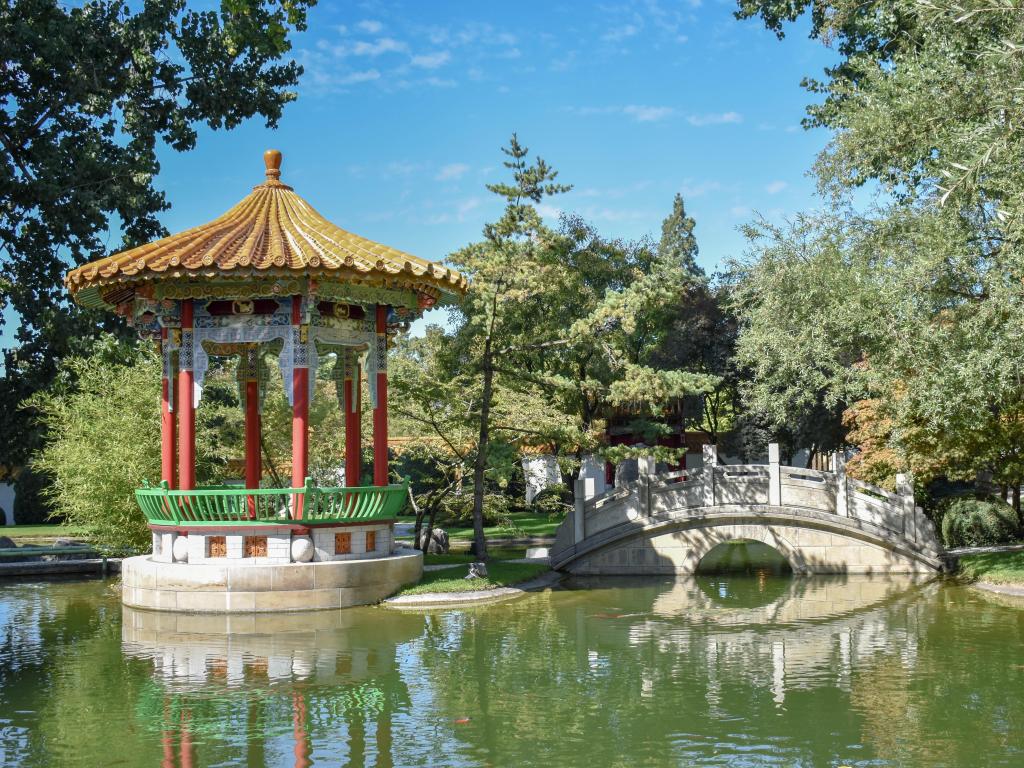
(695, 540, 793, 607)
(695, 540, 793, 577)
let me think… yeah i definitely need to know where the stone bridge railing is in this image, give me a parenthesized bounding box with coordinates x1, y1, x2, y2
(551, 444, 943, 565)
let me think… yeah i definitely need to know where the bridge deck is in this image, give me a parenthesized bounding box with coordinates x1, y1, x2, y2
(552, 447, 946, 575)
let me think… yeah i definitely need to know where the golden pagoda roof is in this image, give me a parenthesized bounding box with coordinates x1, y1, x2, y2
(65, 149, 467, 309)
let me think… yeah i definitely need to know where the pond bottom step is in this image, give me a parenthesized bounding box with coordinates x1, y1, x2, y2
(0, 558, 122, 577)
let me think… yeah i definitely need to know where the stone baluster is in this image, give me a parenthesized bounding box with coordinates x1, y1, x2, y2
(573, 475, 586, 544)
(702, 444, 717, 507)
(637, 455, 656, 477)
(638, 454, 656, 517)
(768, 443, 782, 507)
(896, 473, 917, 543)
(833, 451, 849, 517)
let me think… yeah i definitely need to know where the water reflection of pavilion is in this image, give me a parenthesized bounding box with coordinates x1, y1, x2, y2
(123, 607, 424, 767)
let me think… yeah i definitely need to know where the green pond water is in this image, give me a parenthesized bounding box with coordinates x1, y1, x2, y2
(2, 561, 1024, 767)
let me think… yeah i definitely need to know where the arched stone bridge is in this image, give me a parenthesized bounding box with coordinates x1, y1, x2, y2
(551, 445, 947, 575)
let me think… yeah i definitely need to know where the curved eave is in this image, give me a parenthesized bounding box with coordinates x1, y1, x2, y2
(64, 181, 468, 309)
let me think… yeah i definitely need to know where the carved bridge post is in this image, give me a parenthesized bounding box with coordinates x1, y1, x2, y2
(768, 443, 782, 506)
(832, 451, 849, 517)
(637, 455, 656, 517)
(896, 473, 917, 544)
(702, 444, 717, 507)
(573, 475, 586, 545)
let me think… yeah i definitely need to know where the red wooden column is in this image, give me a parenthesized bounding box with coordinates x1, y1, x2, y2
(344, 350, 362, 486)
(245, 377, 260, 487)
(291, 296, 309, 515)
(244, 346, 261, 518)
(177, 300, 196, 491)
(160, 328, 176, 488)
(373, 304, 389, 486)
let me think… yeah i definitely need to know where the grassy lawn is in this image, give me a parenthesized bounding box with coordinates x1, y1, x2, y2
(958, 550, 1024, 585)
(445, 513, 564, 541)
(397, 561, 550, 595)
(2, 524, 86, 540)
(423, 548, 525, 566)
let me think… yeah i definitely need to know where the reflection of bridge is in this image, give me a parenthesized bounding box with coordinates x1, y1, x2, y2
(552, 444, 947, 575)
(560, 574, 942, 713)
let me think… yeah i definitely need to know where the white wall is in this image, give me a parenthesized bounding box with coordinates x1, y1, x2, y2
(523, 455, 562, 504)
(0, 483, 15, 526)
(580, 455, 607, 498)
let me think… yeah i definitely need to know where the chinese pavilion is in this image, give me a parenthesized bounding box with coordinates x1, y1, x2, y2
(66, 150, 467, 612)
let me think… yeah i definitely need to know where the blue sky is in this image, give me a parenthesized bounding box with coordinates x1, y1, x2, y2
(3, 0, 837, 351)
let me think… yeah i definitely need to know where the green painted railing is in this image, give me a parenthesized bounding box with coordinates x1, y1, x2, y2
(136, 478, 409, 526)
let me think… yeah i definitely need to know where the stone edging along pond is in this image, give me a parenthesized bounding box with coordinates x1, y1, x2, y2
(970, 581, 1024, 599)
(383, 570, 563, 609)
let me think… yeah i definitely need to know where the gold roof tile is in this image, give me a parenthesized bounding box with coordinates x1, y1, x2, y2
(66, 149, 468, 305)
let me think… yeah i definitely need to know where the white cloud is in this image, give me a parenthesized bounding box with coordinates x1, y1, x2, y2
(358, 20, 383, 34)
(425, 196, 484, 225)
(579, 206, 655, 223)
(457, 197, 481, 220)
(352, 38, 407, 57)
(602, 24, 640, 42)
(338, 69, 381, 85)
(382, 161, 422, 177)
(537, 203, 564, 220)
(412, 51, 451, 69)
(687, 111, 743, 126)
(568, 105, 675, 123)
(550, 51, 577, 72)
(424, 76, 457, 88)
(437, 163, 470, 181)
(765, 180, 787, 195)
(729, 205, 751, 219)
(680, 180, 723, 198)
(623, 105, 674, 122)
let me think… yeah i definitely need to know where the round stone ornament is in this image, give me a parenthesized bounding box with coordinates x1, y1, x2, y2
(172, 535, 190, 563)
(291, 536, 314, 562)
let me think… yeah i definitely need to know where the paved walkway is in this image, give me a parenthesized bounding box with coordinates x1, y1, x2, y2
(0, 558, 121, 577)
(384, 570, 562, 608)
(947, 543, 1024, 556)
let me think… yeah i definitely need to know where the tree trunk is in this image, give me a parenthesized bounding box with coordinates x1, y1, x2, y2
(471, 337, 493, 561)
(422, 503, 438, 557)
(1013, 483, 1022, 533)
(407, 484, 424, 552)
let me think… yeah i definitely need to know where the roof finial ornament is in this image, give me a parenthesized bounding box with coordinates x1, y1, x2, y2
(264, 149, 282, 182)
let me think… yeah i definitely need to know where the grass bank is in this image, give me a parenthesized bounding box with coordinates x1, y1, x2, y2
(423, 548, 525, 566)
(2, 524, 86, 540)
(445, 512, 563, 541)
(958, 550, 1024, 585)
(397, 561, 549, 596)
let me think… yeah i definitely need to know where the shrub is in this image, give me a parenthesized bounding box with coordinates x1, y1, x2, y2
(939, 497, 1020, 549)
(531, 482, 572, 518)
(12, 466, 58, 525)
(436, 491, 511, 528)
(31, 350, 164, 552)
(31, 345, 252, 552)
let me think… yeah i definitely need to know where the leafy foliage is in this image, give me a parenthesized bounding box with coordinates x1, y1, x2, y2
(530, 482, 572, 518)
(732, 0, 1024, 499)
(939, 497, 1019, 549)
(0, 0, 312, 471)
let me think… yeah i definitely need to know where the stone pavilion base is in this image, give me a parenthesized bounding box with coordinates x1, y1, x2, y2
(121, 548, 423, 613)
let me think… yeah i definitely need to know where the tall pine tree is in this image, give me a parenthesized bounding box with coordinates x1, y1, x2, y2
(658, 193, 703, 277)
